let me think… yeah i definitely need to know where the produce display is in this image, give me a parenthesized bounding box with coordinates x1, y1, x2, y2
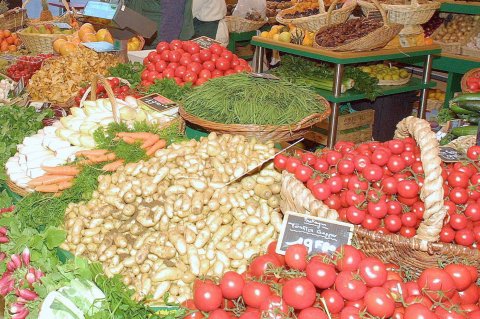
(464, 70, 480, 93)
(421, 12, 444, 37)
(315, 18, 383, 47)
(359, 64, 411, 82)
(141, 40, 251, 87)
(73, 77, 141, 106)
(0, 29, 21, 52)
(6, 54, 54, 83)
(62, 133, 283, 303)
(190, 243, 480, 318)
(183, 73, 325, 125)
(449, 92, 480, 126)
(0, 76, 16, 103)
(21, 24, 74, 35)
(27, 48, 120, 104)
(260, 25, 315, 46)
(281, 1, 322, 19)
(432, 14, 478, 44)
(266, 0, 293, 19)
(274, 139, 480, 248)
(428, 88, 446, 103)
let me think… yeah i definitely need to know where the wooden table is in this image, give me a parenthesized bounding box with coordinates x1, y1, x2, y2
(251, 36, 441, 147)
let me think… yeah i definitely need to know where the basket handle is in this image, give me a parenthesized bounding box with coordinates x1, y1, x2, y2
(88, 75, 121, 124)
(318, 0, 327, 14)
(326, 0, 341, 24)
(394, 116, 447, 247)
(369, 0, 389, 26)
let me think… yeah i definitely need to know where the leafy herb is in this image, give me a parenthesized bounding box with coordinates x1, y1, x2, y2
(108, 62, 145, 88)
(344, 67, 381, 101)
(437, 107, 456, 124)
(0, 190, 12, 208)
(0, 105, 53, 182)
(142, 78, 193, 102)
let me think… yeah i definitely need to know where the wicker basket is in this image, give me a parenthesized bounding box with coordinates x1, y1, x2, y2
(0, 74, 28, 107)
(281, 116, 480, 278)
(224, 15, 267, 33)
(179, 96, 330, 142)
(16, 27, 66, 54)
(276, 0, 356, 32)
(462, 45, 480, 58)
(314, 0, 402, 51)
(24, 0, 76, 27)
(0, 7, 27, 31)
(6, 177, 30, 197)
(445, 135, 476, 154)
(461, 67, 480, 93)
(357, 0, 440, 25)
(377, 73, 411, 86)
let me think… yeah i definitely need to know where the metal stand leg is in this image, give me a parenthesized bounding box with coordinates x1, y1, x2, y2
(253, 46, 265, 73)
(419, 54, 433, 119)
(327, 64, 344, 148)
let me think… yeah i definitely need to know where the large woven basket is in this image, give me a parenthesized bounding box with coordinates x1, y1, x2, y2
(357, 0, 440, 25)
(314, 0, 402, 51)
(16, 27, 65, 54)
(179, 96, 330, 142)
(24, 0, 77, 27)
(461, 67, 480, 93)
(224, 15, 267, 33)
(377, 73, 411, 86)
(0, 7, 27, 31)
(276, 0, 356, 32)
(281, 116, 480, 278)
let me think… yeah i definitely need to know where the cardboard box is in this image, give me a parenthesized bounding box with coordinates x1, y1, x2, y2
(306, 109, 375, 145)
(128, 49, 154, 63)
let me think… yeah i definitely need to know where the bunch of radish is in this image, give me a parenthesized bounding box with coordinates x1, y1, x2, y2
(274, 140, 480, 248)
(183, 243, 480, 319)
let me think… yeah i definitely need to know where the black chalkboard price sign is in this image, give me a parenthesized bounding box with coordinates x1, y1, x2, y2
(137, 93, 178, 116)
(276, 212, 354, 255)
(439, 147, 466, 163)
(192, 36, 222, 49)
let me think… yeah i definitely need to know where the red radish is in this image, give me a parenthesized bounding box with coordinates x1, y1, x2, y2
(21, 248, 30, 266)
(17, 289, 38, 301)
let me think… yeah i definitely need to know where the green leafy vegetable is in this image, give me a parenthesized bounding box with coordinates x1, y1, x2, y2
(108, 62, 145, 88)
(437, 107, 456, 124)
(142, 78, 193, 102)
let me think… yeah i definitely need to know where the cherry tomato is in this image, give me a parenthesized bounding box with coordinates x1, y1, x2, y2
(295, 165, 313, 183)
(450, 214, 467, 230)
(193, 281, 223, 312)
(286, 158, 301, 174)
(467, 145, 480, 160)
(397, 180, 419, 198)
(381, 177, 398, 195)
(311, 183, 331, 201)
(242, 282, 272, 308)
(314, 158, 329, 172)
(404, 304, 437, 319)
(385, 215, 402, 233)
(371, 148, 390, 166)
(387, 156, 406, 173)
(434, 307, 466, 319)
(440, 226, 456, 243)
(417, 268, 455, 301)
(353, 155, 371, 172)
(238, 310, 261, 319)
(458, 283, 479, 305)
(298, 307, 328, 319)
(465, 203, 480, 222)
(208, 309, 230, 319)
(455, 229, 475, 246)
(364, 287, 395, 318)
(362, 164, 383, 182)
(335, 271, 367, 301)
(367, 200, 388, 219)
(388, 140, 405, 155)
(259, 295, 289, 319)
(249, 254, 282, 278)
(401, 212, 418, 228)
(387, 201, 402, 215)
(282, 278, 316, 310)
(338, 159, 355, 175)
(326, 176, 343, 194)
(450, 187, 469, 205)
(305, 260, 336, 289)
(182, 300, 205, 319)
(358, 257, 387, 287)
(285, 244, 308, 270)
(321, 289, 345, 314)
(220, 271, 245, 300)
(334, 245, 362, 272)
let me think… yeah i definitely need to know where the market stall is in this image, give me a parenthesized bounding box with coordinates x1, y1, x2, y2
(0, 0, 479, 318)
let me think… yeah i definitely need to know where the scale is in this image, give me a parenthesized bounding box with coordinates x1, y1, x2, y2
(78, 0, 156, 59)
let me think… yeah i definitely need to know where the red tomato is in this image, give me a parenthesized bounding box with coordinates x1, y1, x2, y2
(208, 309, 230, 319)
(298, 307, 328, 319)
(188, 62, 203, 74)
(440, 226, 456, 243)
(387, 155, 406, 173)
(259, 295, 289, 319)
(221, 50, 234, 61)
(191, 53, 202, 63)
(198, 69, 212, 80)
(337, 159, 355, 175)
(305, 260, 336, 289)
(249, 254, 282, 278)
(286, 157, 301, 174)
(203, 61, 215, 72)
(467, 145, 480, 160)
(371, 148, 390, 166)
(210, 43, 224, 55)
(346, 206, 366, 225)
(320, 289, 345, 314)
(220, 271, 245, 300)
(326, 150, 343, 165)
(362, 164, 383, 182)
(388, 140, 405, 155)
(224, 69, 236, 76)
(174, 65, 187, 78)
(465, 203, 480, 222)
(397, 180, 419, 198)
(156, 41, 170, 53)
(216, 58, 231, 71)
(358, 257, 387, 287)
(401, 212, 418, 228)
(455, 229, 475, 246)
(179, 56, 192, 67)
(294, 165, 313, 183)
(340, 306, 360, 319)
(273, 154, 288, 170)
(242, 282, 272, 308)
(211, 69, 223, 78)
(238, 310, 261, 319)
(364, 287, 395, 318)
(418, 268, 456, 301)
(185, 42, 200, 54)
(335, 271, 367, 301)
(434, 307, 466, 319)
(199, 49, 212, 62)
(194, 281, 223, 312)
(367, 200, 388, 219)
(183, 71, 198, 83)
(334, 245, 362, 272)
(266, 241, 285, 265)
(458, 283, 479, 305)
(282, 278, 316, 310)
(450, 187, 469, 205)
(404, 304, 437, 319)
(448, 171, 469, 188)
(167, 62, 179, 70)
(285, 244, 308, 270)
(184, 311, 205, 319)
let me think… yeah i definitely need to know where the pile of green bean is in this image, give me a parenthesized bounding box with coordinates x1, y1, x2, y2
(182, 74, 326, 125)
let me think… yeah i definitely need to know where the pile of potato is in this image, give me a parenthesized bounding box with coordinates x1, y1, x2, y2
(432, 14, 478, 44)
(61, 133, 283, 303)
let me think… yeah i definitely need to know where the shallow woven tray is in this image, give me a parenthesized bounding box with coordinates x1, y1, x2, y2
(377, 73, 411, 86)
(357, 0, 440, 25)
(7, 177, 31, 197)
(179, 96, 331, 142)
(224, 16, 267, 33)
(461, 67, 480, 93)
(17, 28, 65, 54)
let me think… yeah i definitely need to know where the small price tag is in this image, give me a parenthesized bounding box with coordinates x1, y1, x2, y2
(137, 93, 178, 116)
(53, 22, 72, 29)
(439, 147, 466, 163)
(276, 211, 354, 255)
(82, 41, 119, 53)
(192, 36, 221, 49)
(13, 77, 24, 97)
(250, 72, 280, 80)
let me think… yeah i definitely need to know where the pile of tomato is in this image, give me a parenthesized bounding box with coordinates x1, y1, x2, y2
(6, 54, 54, 83)
(464, 74, 480, 93)
(273, 140, 480, 248)
(184, 243, 479, 318)
(74, 77, 141, 105)
(140, 40, 251, 87)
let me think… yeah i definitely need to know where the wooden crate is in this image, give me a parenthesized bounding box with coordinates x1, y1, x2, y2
(305, 109, 375, 145)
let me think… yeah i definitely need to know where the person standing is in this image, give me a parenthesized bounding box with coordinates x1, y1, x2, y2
(126, 0, 194, 48)
(192, 0, 229, 47)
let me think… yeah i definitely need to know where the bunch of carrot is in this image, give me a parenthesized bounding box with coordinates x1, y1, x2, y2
(28, 166, 80, 193)
(75, 149, 125, 172)
(116, 132, 167, 157)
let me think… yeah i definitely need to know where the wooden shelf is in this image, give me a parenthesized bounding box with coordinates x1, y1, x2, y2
(440, 1, 480, 14)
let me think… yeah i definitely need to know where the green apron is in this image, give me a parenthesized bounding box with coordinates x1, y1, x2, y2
(193, 18, 220, 40)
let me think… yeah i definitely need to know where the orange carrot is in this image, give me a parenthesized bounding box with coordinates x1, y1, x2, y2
(102, 159, 124, 172)
(106, 153, 116, 161)
(122, 136, 137, 144)
(28, 175, 56, 187)
(75, 149, 108, 157)
(35, 184, 61, 193)
(58, 181, 73, 190)
(42, 165, 80, 176)
(141, 135, 160, 149)
(117, 132, 155, 140)
(31, 175, 74, 186)
(146, 139, 167, 156)
(79, 153, 116, 165)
